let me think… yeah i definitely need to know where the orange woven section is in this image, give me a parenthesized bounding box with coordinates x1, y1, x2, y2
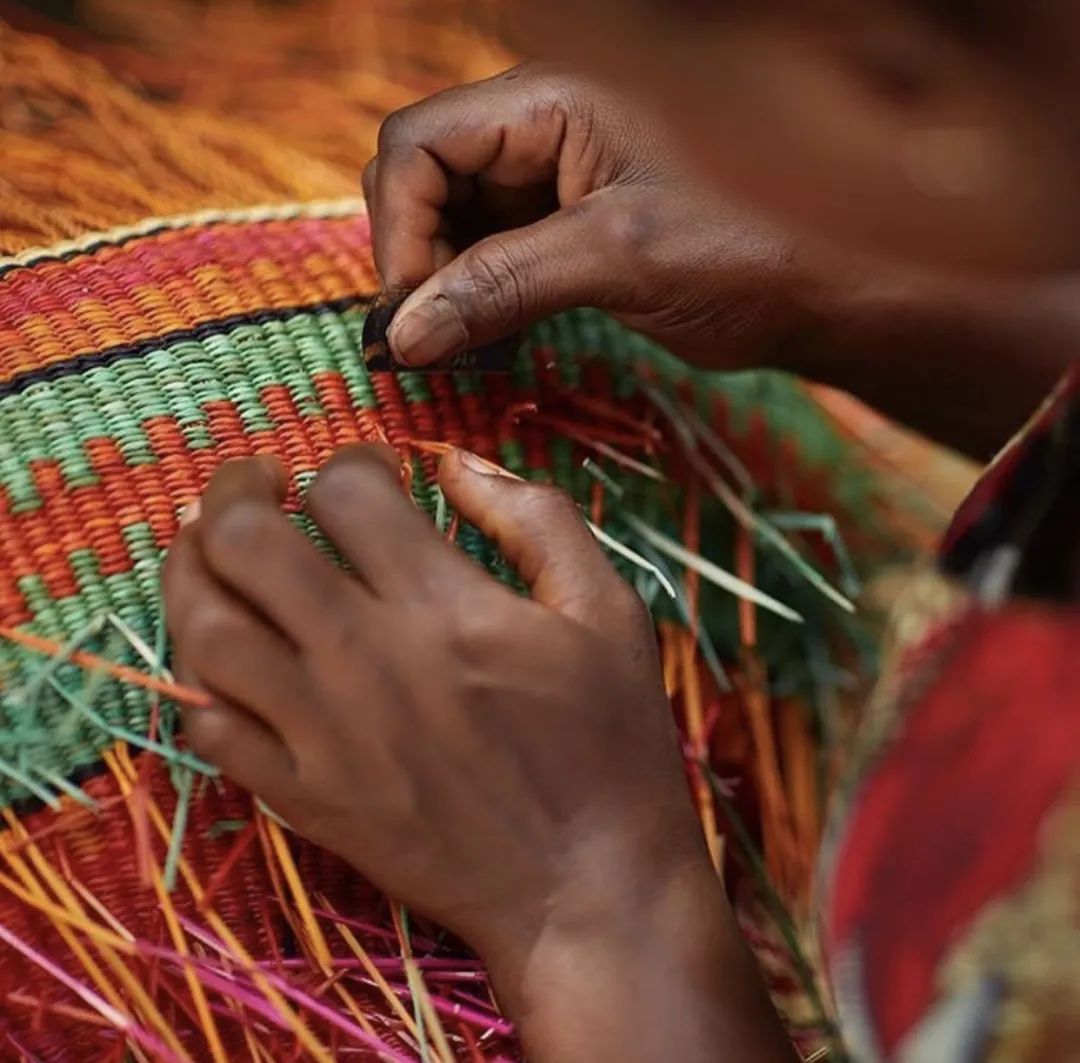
(0, 25, 357, 253)
(0, 753, 426, 1062)
(0, 0, 511, 173)
(0, 214, 376, 383)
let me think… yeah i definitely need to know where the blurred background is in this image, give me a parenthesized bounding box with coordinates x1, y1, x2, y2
(0, 0, 510, 168)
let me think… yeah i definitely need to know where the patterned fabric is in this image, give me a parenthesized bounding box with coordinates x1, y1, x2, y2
(823, 368, 1080, 1063)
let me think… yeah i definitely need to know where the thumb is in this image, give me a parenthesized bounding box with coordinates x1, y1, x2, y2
(439, 450, 626, 629)
(388, 200, 620, 367)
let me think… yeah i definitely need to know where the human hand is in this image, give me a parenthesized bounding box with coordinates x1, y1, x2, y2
(163, 445, 709, 982)
(363, 63, 821, 371)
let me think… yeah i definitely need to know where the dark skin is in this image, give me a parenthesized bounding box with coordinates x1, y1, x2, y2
(165, 449, 795, 1062)
(167, 1, 1080, 1059)
(364, 64, 1079, 460)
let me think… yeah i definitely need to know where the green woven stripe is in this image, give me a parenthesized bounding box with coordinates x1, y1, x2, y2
(0, 305, 867, 510)
(0, 306, 382, 801)
(0, 309, 376, 505)
(0, 304, 883, 805)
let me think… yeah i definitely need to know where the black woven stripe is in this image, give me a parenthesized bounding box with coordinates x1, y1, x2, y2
(0, 295, 371, 400)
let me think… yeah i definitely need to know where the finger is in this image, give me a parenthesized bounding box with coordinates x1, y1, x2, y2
(164, 528, 312, 742)
(368, 70, 570, 291)
(164, 526, 207, 691)
(361, 157, 377, 209)
(438, 449, 625, 627)
(361, 159, 381, 283)
(387, 199, 622, 367)
(196, 457, 359, 645)
(183, 697, 297, 805)
(365, 157, 447, 277)
(306, 444, 479, 599)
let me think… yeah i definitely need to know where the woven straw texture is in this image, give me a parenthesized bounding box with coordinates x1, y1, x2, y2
(0, 9, 949, 1061)
(0, 199, 893, 1061)
(1, 203, 862, 801)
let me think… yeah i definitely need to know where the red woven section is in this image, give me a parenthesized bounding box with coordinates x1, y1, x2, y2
(0, 753, 479, 1061)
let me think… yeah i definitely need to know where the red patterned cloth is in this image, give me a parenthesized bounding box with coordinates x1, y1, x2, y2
(822, 368, 1080, 1062)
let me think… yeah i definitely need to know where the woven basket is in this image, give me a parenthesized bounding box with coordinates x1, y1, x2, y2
(0, 15, 934, 1060)
(0, 196, 897, 1060)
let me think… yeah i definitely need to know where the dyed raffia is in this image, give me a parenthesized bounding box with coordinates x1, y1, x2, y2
(0, 17, 933, 1062)
(0, 199, 895, 1061)
(0, 0, 512, 175)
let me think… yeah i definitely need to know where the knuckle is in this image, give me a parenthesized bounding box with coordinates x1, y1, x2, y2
(376, 106, 417, 153)
(612, 577, 651, 628)
(496, 62, 534, 86)
(203, 501, 275, 569)
(182, 603, 247, 671)
(182, 708, 231, 765)
(459, 240, 527, 328)
(596, 196, 662, 263)
(515, 482, 582, 526)
(609, 580, 657, 654)
(443, 596, 504, 663)
(317, 604, 364, 663)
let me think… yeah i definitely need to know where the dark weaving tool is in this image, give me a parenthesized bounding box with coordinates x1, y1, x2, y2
(362, 291, 521, 372)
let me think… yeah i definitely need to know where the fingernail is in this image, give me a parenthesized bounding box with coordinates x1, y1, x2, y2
(389, 294, 468, 366)
(180, 500, 201, 526)
(458, 450, 503, 477)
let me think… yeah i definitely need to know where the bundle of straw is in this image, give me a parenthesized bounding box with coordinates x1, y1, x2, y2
(0, 0, 512, 171)
(0, 15, 938, 1061)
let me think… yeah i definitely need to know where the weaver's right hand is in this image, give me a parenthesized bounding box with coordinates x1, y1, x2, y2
(362, 64, 821, 371)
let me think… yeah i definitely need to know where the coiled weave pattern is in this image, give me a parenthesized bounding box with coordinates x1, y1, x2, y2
(0, 199, 879, 1060)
